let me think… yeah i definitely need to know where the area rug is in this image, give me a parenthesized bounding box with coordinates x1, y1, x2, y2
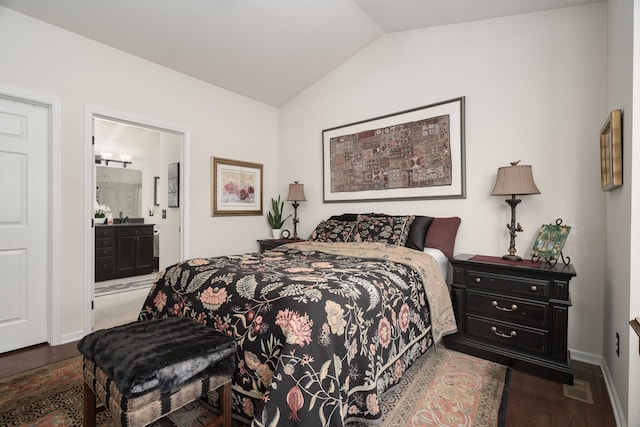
(0, 356, 222, 427)
(0, 348, 510, 426)
(94, 273, 156, 297)
(368, 347, 511, 426)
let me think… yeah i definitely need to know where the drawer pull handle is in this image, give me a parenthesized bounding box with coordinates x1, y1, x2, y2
(475, 277, 481, 283)
(491, 326, 517, 338)
(530, 285, 538, 292)
(492, 301, 517, 312)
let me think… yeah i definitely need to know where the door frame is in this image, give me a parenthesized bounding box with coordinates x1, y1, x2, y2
(0, 85, 62, 346)
(83, 105, 190, 335)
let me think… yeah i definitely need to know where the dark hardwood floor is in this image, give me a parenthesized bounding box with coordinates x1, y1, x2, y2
(0, 344, 617, 426)
(505, 360, 617, 426)
(0, 341, 79, 379)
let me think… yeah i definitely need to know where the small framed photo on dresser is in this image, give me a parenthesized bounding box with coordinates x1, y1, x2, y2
(531, 222, 571, 260)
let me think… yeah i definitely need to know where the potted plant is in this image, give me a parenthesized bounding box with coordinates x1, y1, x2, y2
(267, 195, 291, 239)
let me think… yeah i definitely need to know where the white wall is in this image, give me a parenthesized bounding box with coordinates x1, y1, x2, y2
(280, 4, 607, 360)
(605, 0, 635, 424)
(157, 131, 183, 268)
(606, 0, 640, 425)
(0, 7, 279, 343)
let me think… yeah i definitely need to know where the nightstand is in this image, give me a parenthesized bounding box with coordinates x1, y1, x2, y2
(257, 239, 303, 253)
(445, 253, 577, 384)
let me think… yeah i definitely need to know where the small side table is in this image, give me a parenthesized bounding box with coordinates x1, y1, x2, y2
(257, 239, 303, 253)
(445, 253, 576, 384)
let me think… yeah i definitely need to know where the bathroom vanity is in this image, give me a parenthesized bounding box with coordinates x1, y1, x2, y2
(95, 223, 155, 282)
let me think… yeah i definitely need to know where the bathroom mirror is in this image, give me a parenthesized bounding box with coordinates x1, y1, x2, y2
(96, 166, 142, 218)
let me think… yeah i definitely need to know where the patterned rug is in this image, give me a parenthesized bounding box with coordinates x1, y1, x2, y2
(94, 273, 156, 297)
(372, 347, 510, 426)
(0, 356, 222, 427)
(0, 348, 509, 426)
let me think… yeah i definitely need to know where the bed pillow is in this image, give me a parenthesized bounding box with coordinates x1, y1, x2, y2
(309, 219, 356, 242)
(405, 215, 435, 251)
(329, 213, 373, 222)
(424, 216, 461, 259)
(351, 214, 415, 246)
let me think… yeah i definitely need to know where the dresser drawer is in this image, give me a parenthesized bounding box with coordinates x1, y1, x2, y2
(466, 269, 549, 300)
(95, 237, 115, 249)
(95, 257, 116, 277)
(96, 246, 115, 257)
(95, 226, 115, 238)
(466, 315, 547, 356)
(116, 225, 154, 237)
(467, 291, 548, 329)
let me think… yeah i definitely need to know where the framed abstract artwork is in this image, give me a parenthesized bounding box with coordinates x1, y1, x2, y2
(600, 109, 622, 191)
(167, 163, 179, 208)
(322, 97, 466, 202)
(211, 157, 263, 216)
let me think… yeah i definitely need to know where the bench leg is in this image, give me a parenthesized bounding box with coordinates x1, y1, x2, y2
(221, 381, 232, 427)
(83, 382, 97, 427)
(204, 381, 232, 427)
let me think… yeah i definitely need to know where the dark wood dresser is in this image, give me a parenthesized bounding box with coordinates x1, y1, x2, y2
(445, 253, 577, 384)
(95, 224, 155, 281)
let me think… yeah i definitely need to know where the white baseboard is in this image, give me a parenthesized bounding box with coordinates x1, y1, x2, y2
(569, 348, 601, 366)
(570, 348, 626, 427)
(600, 357, 627, 427)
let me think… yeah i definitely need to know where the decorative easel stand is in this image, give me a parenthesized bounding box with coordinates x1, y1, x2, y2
(531, 218, 571, 266)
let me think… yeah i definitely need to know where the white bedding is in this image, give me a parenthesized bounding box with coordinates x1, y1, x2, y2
(424, 247, 449, 282)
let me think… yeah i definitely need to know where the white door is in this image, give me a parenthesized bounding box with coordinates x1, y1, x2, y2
(0, 95, 49, 353)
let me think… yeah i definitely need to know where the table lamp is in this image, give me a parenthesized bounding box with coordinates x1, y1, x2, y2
(286, 181, 306, 239)
(491, 161, 540, 261)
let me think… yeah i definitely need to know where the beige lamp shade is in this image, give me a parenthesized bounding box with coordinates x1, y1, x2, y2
(491, 162, 540, 196)
(286, 182, 306, 201)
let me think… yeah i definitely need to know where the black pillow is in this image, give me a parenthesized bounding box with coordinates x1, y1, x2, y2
(405, 216, 434, 251)
(329, 213, 373, 222)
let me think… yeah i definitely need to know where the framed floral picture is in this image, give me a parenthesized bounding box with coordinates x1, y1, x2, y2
(211, 157, 263, 216)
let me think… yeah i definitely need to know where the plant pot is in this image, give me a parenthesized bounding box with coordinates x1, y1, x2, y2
(271, 228, 282, 239)
(95, 216, 106, 224)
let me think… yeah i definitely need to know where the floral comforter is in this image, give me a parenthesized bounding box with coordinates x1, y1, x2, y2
(138, 241, 457, 426)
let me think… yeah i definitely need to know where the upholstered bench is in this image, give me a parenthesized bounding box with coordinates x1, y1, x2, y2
(77, 317, 236, 427)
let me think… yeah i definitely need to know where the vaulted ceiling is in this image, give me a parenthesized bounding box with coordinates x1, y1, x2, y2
(1, 0, 602, 107)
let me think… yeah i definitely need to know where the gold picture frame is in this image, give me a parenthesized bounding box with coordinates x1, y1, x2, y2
(211, 157, 263, 216)
(600, 109, 622, 191)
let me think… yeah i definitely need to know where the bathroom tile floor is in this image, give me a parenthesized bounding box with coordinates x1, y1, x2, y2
(93, 287, 150, 331)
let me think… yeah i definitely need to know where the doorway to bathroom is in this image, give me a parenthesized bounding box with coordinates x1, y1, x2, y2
(87, 110, 187, 332)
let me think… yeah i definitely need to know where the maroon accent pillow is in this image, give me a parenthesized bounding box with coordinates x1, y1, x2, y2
(424, 217, 461, 259)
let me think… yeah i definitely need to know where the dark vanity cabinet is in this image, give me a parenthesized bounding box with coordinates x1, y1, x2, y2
(95, 224, 155, 281)
(95, 226, 116, 280)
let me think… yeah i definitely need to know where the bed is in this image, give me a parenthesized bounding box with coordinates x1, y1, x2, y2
(138, 214, 460, 426)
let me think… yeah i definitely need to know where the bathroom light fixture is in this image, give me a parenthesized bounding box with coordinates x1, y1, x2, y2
(102, 158, 132, 168)
(94, 152, 132, 168)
